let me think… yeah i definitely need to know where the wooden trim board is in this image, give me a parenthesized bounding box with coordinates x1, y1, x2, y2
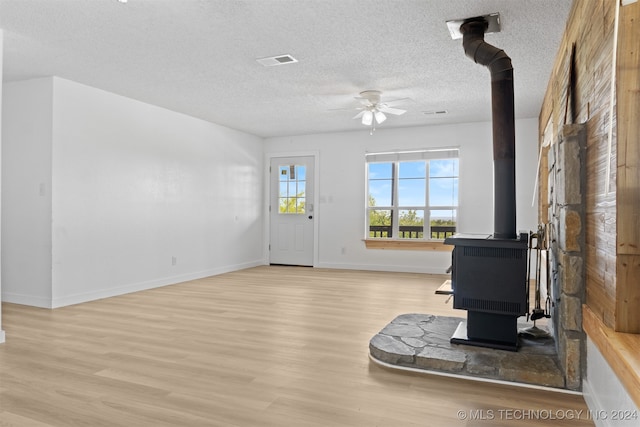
(436, 279, 453, 295)
(363, 239, 453, 251)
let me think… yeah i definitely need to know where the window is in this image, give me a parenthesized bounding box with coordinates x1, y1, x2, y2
(366, 148, 458, 240)
(279, 164, 306, 214)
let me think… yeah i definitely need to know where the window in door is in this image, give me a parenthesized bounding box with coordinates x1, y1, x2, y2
(279, 164, 306, 214)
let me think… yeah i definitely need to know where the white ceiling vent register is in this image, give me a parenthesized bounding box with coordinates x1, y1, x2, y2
(256, 54, 298, 67)
(446, 13, 501, 40)
(423, 110, 448, 116)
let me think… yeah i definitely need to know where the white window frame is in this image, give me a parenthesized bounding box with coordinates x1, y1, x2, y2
(365, 148, 459, 241)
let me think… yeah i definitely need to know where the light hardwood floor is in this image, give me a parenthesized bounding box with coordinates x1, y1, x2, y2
(0, 266, 594, 426)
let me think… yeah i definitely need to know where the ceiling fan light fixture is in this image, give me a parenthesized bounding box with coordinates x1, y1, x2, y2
(362, 111, 373, 126)
(345, 90, 408, 133)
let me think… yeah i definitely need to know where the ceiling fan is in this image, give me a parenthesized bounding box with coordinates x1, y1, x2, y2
(352, 90, 407, 132)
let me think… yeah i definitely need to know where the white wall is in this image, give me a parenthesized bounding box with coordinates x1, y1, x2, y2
(1, 74, 539, 310)
(583, 338, 639, 427)
(515, 118, 539, 231)
(264, 118, 539, 273)
(1, 78, 54, 307)
(2, 77, 264, 308)
(0, 29, 4, 343)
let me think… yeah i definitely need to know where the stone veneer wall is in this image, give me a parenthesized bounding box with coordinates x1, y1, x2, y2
(548, 124, 587, 391)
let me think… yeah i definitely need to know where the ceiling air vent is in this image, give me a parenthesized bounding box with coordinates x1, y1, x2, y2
(423, 110, 448, 116)
(446, 13, 501, 40)
(256, 54, 298, 67)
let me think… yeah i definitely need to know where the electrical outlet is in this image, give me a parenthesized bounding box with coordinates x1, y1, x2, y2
(171, 256, 177, 266)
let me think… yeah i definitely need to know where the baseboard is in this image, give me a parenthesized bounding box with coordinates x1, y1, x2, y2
(1, 292, 54, 308)
(51, 260, 264, 308)
(583, 378, 608, 427)
(316, 261, 448, 275)
(0, 329, 5, 344)
(3, 260, 263, 309)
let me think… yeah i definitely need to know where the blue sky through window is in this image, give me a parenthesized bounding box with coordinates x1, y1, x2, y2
(368, 159, 458, 222)
(368, 163, 393, 206)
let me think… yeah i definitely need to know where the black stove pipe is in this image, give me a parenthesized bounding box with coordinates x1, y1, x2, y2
(461, 19, 517, 240)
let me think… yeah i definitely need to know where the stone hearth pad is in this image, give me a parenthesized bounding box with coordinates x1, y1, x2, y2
(369, 313, 565, 389)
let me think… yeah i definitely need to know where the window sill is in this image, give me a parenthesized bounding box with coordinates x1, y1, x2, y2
(363, 239, 453, 251)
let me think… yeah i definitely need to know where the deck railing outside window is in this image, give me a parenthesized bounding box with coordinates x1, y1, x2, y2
(369, 225, 456, 239)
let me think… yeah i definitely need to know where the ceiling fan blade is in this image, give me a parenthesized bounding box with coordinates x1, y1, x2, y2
(362, 111, 373, 126)
(383, 97, 410, 107)
(374, 110, 387, 124)
(353, 111, 365, 120)
(378, 105, 406, 115)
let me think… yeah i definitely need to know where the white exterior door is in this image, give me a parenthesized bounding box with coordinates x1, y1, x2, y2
(269, 156, 314, 266)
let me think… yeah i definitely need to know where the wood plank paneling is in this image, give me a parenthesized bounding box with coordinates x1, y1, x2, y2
(615, 0, 640, 332)
(540, 0, 619, 329)
(585, 106, 617, 326)
(616, 255, 640, 332)
(541, 0, 640, 334)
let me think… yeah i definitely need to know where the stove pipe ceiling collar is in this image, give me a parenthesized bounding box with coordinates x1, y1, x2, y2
(460, 17, 517, 240)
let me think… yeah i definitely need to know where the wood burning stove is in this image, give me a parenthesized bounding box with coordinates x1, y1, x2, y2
(444, 15, 529, 351)
(446, 233, 528, 351)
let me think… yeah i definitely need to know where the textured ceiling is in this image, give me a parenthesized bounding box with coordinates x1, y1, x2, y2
(0, 0, 572, 138)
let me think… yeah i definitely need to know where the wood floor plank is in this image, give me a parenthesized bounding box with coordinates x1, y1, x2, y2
(0, 266, 593, 426)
